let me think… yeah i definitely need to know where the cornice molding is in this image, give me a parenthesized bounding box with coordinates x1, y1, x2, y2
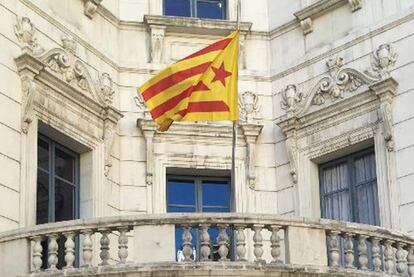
(144, 15, 252, 36)
(294, 0, 362, 35)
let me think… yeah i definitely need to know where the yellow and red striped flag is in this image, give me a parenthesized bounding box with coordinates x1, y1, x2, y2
(138, 31, 240, 131)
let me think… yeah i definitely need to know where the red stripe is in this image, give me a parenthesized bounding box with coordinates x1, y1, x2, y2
(142, 62, 212, 101)
(150, 82, 210, 119)
(176, 101, 230, 117)
(180, 38, 232, 62)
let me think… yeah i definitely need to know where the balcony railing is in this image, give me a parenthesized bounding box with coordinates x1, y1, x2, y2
(0, 214, 413, 276)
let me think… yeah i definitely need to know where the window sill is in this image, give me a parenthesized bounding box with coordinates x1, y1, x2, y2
(144, 15, 252, 36)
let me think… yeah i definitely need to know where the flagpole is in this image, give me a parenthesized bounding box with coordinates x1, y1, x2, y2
(231, 0, 241, 202)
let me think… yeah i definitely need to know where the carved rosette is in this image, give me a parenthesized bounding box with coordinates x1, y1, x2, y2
(239, 91, 260, 123)
(14, 17, 44, 55)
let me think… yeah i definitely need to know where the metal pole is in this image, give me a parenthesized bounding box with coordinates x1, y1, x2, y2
(231, 0, 241, 199)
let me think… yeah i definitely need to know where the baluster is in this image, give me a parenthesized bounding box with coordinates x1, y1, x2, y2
(181, 224, 193, 262)
(118, 227, 129, 264)
(32, 236, 43, 272)
(217, 224, 229, 261)
(99, 229, 111, 266)
(384, 240, 395, 274)
(235, 224, 246, 261)
(81, 229, 93, 267)
(64, 232, 75, 269)
(396, 242, 407, 274)
(253, 224, 264, 263)
(328, 231, 340, 267)
(270, 225, 282, 264)
(47, 234, 59, 270)
(407, 245, 414, 276)
(371, 237, 382, 272)
(344, 233, 354, 268)
(358, 235, 369, 270)
(199, 224, 211, 261)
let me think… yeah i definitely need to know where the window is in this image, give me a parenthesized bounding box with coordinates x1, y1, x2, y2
(164, 0, 227, 19)
(167, 175, 231, 261)
(36, 135, 80, 268)
(319, 148, 379, 225)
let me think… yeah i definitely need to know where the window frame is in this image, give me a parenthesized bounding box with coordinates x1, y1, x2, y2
(37, 134, 80, 224)
(319, 147, 379, 225)
(163, 0, 227, 20)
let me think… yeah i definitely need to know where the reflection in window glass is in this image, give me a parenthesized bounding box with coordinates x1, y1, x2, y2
(164, 0, 226, 19)
(164, 0, 191, 17)
(197, 1, 224, 19)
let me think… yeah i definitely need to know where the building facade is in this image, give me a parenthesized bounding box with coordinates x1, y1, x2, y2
(1, 0, 414, 276)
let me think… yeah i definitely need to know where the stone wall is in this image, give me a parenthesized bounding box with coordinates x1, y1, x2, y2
(0, 0, 413, 238)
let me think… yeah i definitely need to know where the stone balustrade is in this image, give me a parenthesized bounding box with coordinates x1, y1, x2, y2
(0, 214, 413, 276)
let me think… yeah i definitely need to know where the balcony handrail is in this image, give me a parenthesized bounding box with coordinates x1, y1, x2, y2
(1, 213, 412, 244)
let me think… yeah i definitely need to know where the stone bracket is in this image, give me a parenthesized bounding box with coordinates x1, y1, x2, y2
(241, 124, 263, 190)
(137, 119, 157, 186)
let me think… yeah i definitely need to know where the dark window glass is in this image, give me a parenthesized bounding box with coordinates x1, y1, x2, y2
(167, 175, 231, 261)
(164, 0, 226, 19)
(38, 139, 49, 171)
(55, 179, 75, 222)
(36, 135, 79, 269)
(164, 0, 191, 17)
(36, 170, 49, 224)
(55, 147, 75, 182)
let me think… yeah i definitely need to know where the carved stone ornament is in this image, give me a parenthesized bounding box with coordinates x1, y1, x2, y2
(84, 0, 103, 19)
(150, 27, 165, 64)
(348, 0, 363, 12)
(280, 84, 304, 114)
(61, 36, 77, 54)
(366, 43, 398, 80)
(100, 73, 115, 106)
(21, 76, 36, 134)
(134, 93, 151, 119)
(299, 56, 379, 111)
(239, 91, 260, 123)
(15, 39, 123, 177)
(14, 17, 44, 55)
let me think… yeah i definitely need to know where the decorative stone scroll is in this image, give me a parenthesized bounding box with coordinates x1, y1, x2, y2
(15, 17, 123, 177)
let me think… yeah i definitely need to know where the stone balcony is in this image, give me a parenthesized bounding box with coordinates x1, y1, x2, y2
(0, 214, 413, 277)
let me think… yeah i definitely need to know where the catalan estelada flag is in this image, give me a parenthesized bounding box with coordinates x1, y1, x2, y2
(138, 31, 240, 131)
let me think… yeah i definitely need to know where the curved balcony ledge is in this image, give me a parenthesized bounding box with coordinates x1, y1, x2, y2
(0, 214, 413, 277)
